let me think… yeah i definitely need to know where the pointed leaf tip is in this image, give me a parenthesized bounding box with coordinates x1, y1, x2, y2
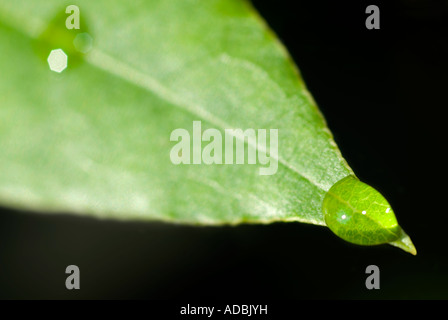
(389, 228, 417, 255)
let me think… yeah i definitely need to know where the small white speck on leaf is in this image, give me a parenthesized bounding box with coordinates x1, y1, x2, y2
(47, 49, 68, 73)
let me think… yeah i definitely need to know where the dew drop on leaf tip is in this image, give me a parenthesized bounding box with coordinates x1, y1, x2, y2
(322, 175, 416, 255)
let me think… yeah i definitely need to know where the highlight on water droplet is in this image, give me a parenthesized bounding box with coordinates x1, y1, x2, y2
(73, 32, 93, 54)
(47, 49, 68, 73)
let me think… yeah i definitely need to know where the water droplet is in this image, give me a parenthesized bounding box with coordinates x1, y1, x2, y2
(386, 208, 390, 213)
(47, 49, 68, 73)
(322, 175, 401, 246)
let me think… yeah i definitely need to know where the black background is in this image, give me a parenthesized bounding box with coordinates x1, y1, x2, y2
(0, 0, 447, 299)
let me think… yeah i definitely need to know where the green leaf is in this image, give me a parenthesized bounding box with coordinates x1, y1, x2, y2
(0, 0, 415, 254)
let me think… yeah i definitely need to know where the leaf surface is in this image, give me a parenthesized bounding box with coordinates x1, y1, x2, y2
(0, 0, 356, 225)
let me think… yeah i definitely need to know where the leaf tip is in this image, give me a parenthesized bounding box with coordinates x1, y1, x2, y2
(389, 227, 417, 255)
